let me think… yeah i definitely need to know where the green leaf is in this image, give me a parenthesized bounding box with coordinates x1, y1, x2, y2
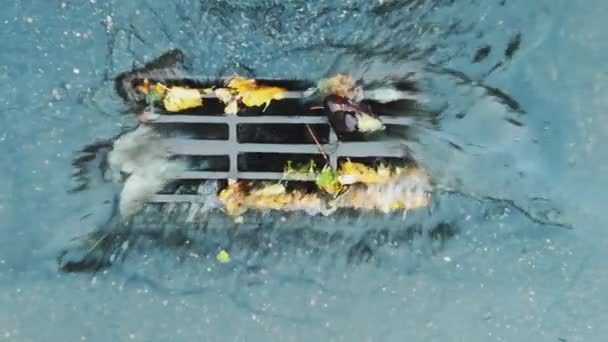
(315, 165, 340, 191)
(307, 160, 317, 173)
(283, 160, 294, 174)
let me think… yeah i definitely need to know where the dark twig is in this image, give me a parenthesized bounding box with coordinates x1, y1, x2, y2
(305, 124, 331, 166)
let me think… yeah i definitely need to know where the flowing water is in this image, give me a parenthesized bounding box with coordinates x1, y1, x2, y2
(1, 0, 607, 341)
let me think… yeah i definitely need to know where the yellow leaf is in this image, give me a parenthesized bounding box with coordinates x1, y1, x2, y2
(154, 83, 167, 96)
(377, 164, 391, 178)
(201, 87, 215, 94)
(339, 159, 386, 183)
(356, 113, 385, 132)
(389, 202, 404, 210)
(224, 100, 239, 115)
(227, 76, 285, 109)
(319, 182, 343, 195)
(241, 87, 285, 108)
(216, 249, 231, 263)
(214, 88, 234, 103)
(227, 76, 256, 92)
(213, 88, 240, 114)
(218, 187, 234, 201)
(251, 183, 286, 197)
(163, 86, 203, 112)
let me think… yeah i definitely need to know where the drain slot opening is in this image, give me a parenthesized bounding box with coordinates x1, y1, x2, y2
(238, 153, 327, 172)
(237, 123, 329, 144)
(186, 155, 230, 171)
(157, 123, 229, 140)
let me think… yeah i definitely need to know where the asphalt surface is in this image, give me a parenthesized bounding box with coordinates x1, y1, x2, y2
(0, 0, 607, 341)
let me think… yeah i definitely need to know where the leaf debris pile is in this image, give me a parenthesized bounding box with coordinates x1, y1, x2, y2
(217, 160, 431, 217)
(135, 76, 287, 113)
(131, 74, 426, 217)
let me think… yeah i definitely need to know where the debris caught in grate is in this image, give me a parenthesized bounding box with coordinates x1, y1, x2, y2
(108, 51, 434, 218)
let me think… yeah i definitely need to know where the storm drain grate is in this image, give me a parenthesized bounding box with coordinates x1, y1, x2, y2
(146, 89, 417, 202)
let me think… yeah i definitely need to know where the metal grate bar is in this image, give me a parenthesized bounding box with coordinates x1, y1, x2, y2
(165, 139, 408, 158)
(227, 121, 238, 178)
(328, 129, 338, 169)
(176, 171, 316, 181)
(153, 114, 417, 126)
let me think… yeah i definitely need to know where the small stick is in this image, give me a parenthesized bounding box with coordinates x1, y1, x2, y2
(305, 124, 330, 166)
